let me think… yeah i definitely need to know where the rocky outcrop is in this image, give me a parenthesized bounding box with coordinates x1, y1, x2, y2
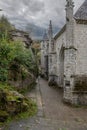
(8, 65, 36, 90)
(0, 88, 29, 122)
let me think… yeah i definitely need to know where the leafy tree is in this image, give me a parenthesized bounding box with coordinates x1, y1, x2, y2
(0, 38, 12, 81)
(0, 16, 38, 82)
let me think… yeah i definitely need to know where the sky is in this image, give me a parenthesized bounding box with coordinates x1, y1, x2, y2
(0, 0, 84, 30)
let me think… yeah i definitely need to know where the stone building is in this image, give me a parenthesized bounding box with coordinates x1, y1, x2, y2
(41, 0, 87, 105)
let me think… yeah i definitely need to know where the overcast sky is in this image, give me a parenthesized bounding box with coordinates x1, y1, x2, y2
(0, 0, 84, 29)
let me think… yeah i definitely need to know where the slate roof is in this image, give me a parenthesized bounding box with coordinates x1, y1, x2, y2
(54, 0, 87, 40)
(74, 0, 87, 21)
(54, 25, 66, 40)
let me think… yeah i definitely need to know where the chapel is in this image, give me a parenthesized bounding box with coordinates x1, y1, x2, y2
(41, 0, 87, 105)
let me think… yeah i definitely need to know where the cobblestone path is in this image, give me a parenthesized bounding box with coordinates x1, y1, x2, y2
(4, 78, 87, 130)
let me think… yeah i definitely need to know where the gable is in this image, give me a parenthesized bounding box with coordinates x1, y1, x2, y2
(54, 25, 66, 40)
(54, 0, 87, 40)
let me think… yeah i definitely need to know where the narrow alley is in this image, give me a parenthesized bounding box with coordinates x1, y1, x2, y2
(6, 78, 87, 130)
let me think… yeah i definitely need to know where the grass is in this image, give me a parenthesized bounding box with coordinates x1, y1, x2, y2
(0, 81, 36, 95)
(0, 82, 16, 91)
(16, 82, 36, 95)
(16, 99, 37, 119)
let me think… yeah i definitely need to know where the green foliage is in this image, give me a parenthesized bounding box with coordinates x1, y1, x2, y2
(16, 99, 37, 119)
(0, 15, 12, 38)
(10, 41, 37, 78)
(0, 82, 14, 91)
(3, 99, 37, 127)
(0, 110, 9, 122)
(0, 83, 37, 125)
(0, 34, 37, 82)
(21, 70, 28, 81)
(0, 38, 12, 81)
(0, 16, 38, 127)
(0, 15, 38, 82)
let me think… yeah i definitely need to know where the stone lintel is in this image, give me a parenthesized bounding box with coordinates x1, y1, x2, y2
(64, 46, 77, 50)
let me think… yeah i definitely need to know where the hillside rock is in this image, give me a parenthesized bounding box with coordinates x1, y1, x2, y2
(0, 88, 29, 122)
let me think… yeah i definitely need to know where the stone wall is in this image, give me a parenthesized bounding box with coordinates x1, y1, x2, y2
(41, 41, 45, 75)
(55, 31, 66, 87)
(75, 23, 87, 75)
(72, 93, 87, 105)
(71, 75, 87, 105)
(41, 40, 49, 77)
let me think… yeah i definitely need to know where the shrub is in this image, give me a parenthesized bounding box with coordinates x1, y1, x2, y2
(48, 79, 58, 87)
(0, 35, 38, 82)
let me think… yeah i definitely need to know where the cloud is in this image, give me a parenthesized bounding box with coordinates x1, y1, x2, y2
(0, 0, 85, 30)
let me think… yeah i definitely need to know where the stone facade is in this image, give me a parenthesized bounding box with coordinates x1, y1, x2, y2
(41, 32, 49, 78)
(41, 0, 87, 105)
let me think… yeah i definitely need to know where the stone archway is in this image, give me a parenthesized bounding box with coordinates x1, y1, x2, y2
(59, 46, 64, 87)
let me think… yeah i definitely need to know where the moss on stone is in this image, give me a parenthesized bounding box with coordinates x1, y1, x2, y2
(0, 85, 37, 123)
